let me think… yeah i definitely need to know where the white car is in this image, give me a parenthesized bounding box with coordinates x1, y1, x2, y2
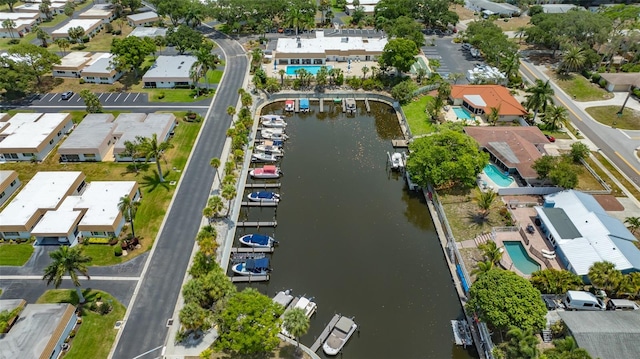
(461, 43, 472, 51)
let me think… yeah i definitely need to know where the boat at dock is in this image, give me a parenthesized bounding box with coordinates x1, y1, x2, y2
(282, 296, 317, 337)
(260, 129, 289, 140)
(300, 98, 310, 112)
(256, 139, 284, 147)
(231, 257, 271, 276)
(252, 152, 281, 162)
(255, 144, 283, 155)
(388, 152, 405, 170)
(344, 98, 356, 114)
(285, 100, 295, 112)
(322, 316, 358, 356)
(451, 320, 473, 347)
(249, 165, 281, 179)
(247, 191, 280, 203)
(261, 115, 287, 128)
(273, 290, 294, 308)
(238, 234, 278, 248)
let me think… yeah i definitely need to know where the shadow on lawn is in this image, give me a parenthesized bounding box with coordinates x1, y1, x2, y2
(140, 171, 170, 192)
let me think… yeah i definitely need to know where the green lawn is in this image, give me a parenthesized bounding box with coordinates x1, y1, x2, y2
(145, 88, 214, 103)
(585, 106, 640, 130)
(36, 290, 125, 359)
(552, 74, 614, 102)
(593, 152, 640, 201)
(402, 95, 437, 136)
(0, 243, 34, 266)
(574, 162, 607, 192)
(584, 155, 625, 197)
(538, 127, 572, 139)
(199, 69, 224, 85)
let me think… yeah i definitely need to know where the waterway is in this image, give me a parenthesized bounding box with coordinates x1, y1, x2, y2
(236, 101, 477, 359)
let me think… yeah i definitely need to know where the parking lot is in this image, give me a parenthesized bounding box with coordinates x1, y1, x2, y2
(421, 37, 483, 84)
(30, 92, 149, 106)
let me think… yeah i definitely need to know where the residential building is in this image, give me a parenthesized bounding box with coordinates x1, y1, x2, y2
(58, 113, 116, 162)
(78, 3, 116, 24)
(51, 18, 102, 40)
(541, 4, 581, 13)
(127, 11, 159, 27)
(468, 0, 521, 17)
(464, 126, 550, 185)
(112, 113, 177, 161)
(599, 73, 640, 92)
(0, 171, 139, 245)
(128, 26, 167, 38)
(275, 32, 387, 65)
(14, 2, 66, 19)
(0, 112, 73, 162)
(81, 54, 123, 84)
(534, 190, 640, 278)
(142, 55, 198, 88)
(558, 311, 640, 359)
(0, 302, 77, 359)
(0, 170, 21, 207)
(450, 85, 528, 122)
(52, 51, 108, 78)
(0, 14, 38, 38)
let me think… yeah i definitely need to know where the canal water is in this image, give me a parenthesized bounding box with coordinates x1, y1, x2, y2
(237, 101, 476, 359)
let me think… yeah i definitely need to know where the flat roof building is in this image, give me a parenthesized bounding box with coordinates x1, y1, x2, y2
(113, 112, 176, 160)
(52, 18, 102, 40)
(81, 54, 123, 84)
(275, 32, 387, 65)
(0, 112, 73, 161)
(0, 17, 37, 38)
(142, 55, 198, 88)
(58, 113, 116, 162)
(52, 51, 109, 78)
(15, 2, 66, 18)
(127, 11, 160, 27)
(128, 26, 167, 38)
(78, 3, 116, 23)
(0, 170, 21, 207)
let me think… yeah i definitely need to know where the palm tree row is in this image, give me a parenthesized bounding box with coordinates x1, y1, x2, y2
(122, 134, 174, 183)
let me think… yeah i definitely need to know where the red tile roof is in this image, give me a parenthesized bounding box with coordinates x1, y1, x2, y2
(451, 85, 528, 116)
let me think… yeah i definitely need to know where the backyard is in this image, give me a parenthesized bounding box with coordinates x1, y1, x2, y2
(402, 95, 437, 136)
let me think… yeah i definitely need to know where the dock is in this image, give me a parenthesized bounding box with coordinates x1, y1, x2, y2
(236, 221, 277, 227)
(364, 98, 370, 112)
(241, 201, 278, 207)
(231, 247, 274, 253)
(319, 98, 324, 112)
(341, 98, 346, 113)
(245, 183, 281, 188)
(231, 275, 270, 282)
(295, 98, 300, 113)
(391, 139, 409, 148)
(230, 252, 267, 263)
(310, 314, 341, 352)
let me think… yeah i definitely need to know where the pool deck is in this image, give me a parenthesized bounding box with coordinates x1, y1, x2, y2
(477, 169, 519, 193)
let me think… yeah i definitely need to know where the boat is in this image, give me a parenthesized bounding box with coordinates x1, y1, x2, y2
(300, 98, 310, 113)
(282, 296, 318, 337)
(238, 233, 277, 248)
(389, 152, 405, 170)
(322, 316, 358, 356)
(285, 100, 295, 112)
(247, 191, 280, 202)
(261, 115, 287, 128)
(344, 98, 356, 114)
(255, 144, 283, 155)
(451, 320, 472, 347)
(261, 131, 289, 140)
(256, 139, 284, 147)
(260, 127, 285, 135)
(231, 257, 270, 276)
(252, 152, 280, 162)
(249, 165, 281, 179)
(273, 290, 294, 308)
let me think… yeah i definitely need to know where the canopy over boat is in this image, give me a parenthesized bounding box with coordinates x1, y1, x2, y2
(262, 165, 277, 173)
(245, 234, 270, 245)
(285, 100, 294, 105)
(246, 257, 269, 270)
(255, 191, 276, 199)
(300, 98, 309, 109)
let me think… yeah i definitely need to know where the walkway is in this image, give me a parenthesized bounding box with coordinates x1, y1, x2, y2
(573, 91, 640, 112)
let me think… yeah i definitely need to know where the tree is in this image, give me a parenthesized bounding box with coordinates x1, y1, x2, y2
(478, 239, 502, 265)
(379, 38, 419, 74)
(123, 140, 140, 171)
(1, 19, 16, 39)
(79, 89, 103, 113)
(215, 288, 284, 356)
(530, 268, 583, 294)
(154, 36, 166, 56)
(361, 65, 369, 79)
(415, 67, 427, 84)
(487, 106, 500, 126)
(588, 261, 622, 294)
(0, 0, 19, 12)
(111, 36, 156, 77)
(39, 0, 53, 21)
(385, 16, 425, 48)
(63, 2, 74, 17)
(407, 128, 489, 189)
(166, 24, 204, 54)
(524, 80, 555, 122)
(466, 269, 547, 333)
(210, 157, 221, 184)
(543, 104, 568, 131)
(153, 0, 189, 26)
(68, 26, 85, 45)
(33, 25, 50, 48)
(190, 67, 202, 96)
(559, 46, 586, 74)
(471, 260, 494, 277)
(436, 81, 451, 101)
(179, 302, 211, 332)
(569, 142, 590, 163)
(449, 73, 464, 85)
(118, 195, 139, 239)
(55, 38, 70, 55)
(390, 80, 417, 105)
(194, 46, 217, 90)
(474, 189, 497, 219)
(182, 264, 235, 309)
(624, 217, 640, 234)
(6, 43, 60, 85)
(532, 155, 557, 180)
(505, 326, 539, 359)
(283, 307, 310, 353)
(221, 184, 236, 216)
(545, 336, 592, 359)
(136, 134, 174, 183)
(226, 106, 236, 122)
(42, 246, 92, 303)
(207, 196, 224, 219)
(549, 159, 578, 189)
(414, 0, 459, 29)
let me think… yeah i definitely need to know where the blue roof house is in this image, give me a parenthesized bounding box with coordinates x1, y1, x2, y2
(534, 190, 640, 279)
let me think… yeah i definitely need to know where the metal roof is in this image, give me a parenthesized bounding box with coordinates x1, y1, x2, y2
(541, 207, 582, 239)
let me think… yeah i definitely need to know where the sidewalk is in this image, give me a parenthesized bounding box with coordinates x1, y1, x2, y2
(573, 91, 640, 112)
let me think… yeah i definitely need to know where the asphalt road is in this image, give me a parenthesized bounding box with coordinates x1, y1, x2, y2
(110, 32, 247, 359)
(520, 61, 640, 187)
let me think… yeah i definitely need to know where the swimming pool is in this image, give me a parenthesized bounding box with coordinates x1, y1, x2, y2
(503, 241, 540, 275)
(286, 65, 333, 76)
(484, 164, 514, 187)
(453, 107, 472, 120)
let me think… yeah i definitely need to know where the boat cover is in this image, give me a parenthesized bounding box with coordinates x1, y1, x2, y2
(335, 317, 355, 333)
(300, 98, 309, 108)
(285, 100, 294, 105)
(246, 257, 269, 269)
(254, 191, 275, 199)
(262, 165, 277, 173)
(247, 234, 270, 245)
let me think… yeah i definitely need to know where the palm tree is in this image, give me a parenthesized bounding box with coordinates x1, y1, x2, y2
(136, 134, 174, 183)
(471, 260, 494, 277)
(118, 195, 139, 240)
(437, 81, 451, 101)
(560, 46, 586, 75)
(487, 106, 501, 126)
(284, 7, 303, 35)
(546, 336, 592, 359)
(474, 188, 496, 218)
(524, 79, 555, 122)
(2, 19, 16, 39)
(42, 246, 92, 303)
(505, 326, 539, 359)
(361, 65, 369, 79)
(478, 240, 503, 265)
(190, 67, 202, 97)
(416, 67, 427, 84)
(624, 216, 640, 234)
(195, 47, 216, 90)
(210, 157, 221, 184)
(500, 52, 520, 81)
(39, 0, 53, 21)
(33, 25, 50, 47)
(221, 184, 236, 216)
(202, 207, 214, 224)
(278, 69, 286, 85)
(55, 38, 70, 55)
(543, 103, 568, 131)
(530, 268, 583, 294)
(226, 106, 236, 123)
(588, 261, 623, 294)
(515, 26, 527, 44)
(283, 307, 310, 354)
(448, 72, 464, 85)
(68, 26, 85, 45)
(207, 196, 225, 218)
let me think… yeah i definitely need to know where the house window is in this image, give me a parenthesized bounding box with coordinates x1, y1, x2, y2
(5, 153, 19, 159)
(91, 231, 107, 236)
(0, 191, 4, 199)
(3, 232, 19, 236)
(22, 153, 34, 157)
(56, 71, 65, 74)
(49, 139, 54, 144)
(57, 131, 62, 137)
(100, 77, 108, 81)
(84, 153, 96, 158)
(10, 180, 16, 186)
(302, 59, 311, 64)
(61, 154, 80, 162)
(290, 59, 300, 64)
(86, 76, 95, 80)
(313, 59, 323, 64)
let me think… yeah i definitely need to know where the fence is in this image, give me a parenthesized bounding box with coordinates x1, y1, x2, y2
(580, 158, 612, 195)
(498, 186, 562, 196)
(412, 84, 439, 97)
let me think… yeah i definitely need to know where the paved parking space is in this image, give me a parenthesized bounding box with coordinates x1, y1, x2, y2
(31, 92, 149, 106)
(422, 38, 482, 84)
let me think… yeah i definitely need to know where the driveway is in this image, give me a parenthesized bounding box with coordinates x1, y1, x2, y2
(421, 37, 479, 83)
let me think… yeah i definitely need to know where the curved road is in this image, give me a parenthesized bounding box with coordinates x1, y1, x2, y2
(111, 33, 247, 359)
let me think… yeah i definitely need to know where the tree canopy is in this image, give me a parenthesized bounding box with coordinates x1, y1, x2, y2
(111, 36, 156, 77)
(466, 269, 547, 333)
(379, 38, 419, 74)
(166, 24, 205, 54)
(4, 43, 60, 85)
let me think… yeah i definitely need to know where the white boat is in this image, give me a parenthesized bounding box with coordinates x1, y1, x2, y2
(261, 131, 289, 140)
(247, 191, 280, 202)
(249, 165, 281, 179)
(255, 144, 283, 155)
(238, 234, 277, 248)
(260, 127, 285, 135)
(390, 152, 405, 170)
(261, 115, 287, 128)
(231, 257, 270, 276)
(322, 316, 358, 356)
(281, 296, 317, 337)
(252, 152, 280, 162)
(285, 100, 294, 112)
(272, 290, 294, 308)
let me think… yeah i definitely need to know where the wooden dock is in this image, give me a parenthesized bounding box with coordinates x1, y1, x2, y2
(341, 99, 346, 113)
(392, 139, 409, 148)
(231, 275, 270, 282)
(241, 201, 278, 207)
(310, 314, 341, 352)
(295, 99, 300, 113)
(319, 98, 323, 112)
(230, 252, 266, 263)
(245, 183, 281, 188)
(364, 98, 370, 112)
(231, 247, 275, 253)
(236, 221, 277, 227)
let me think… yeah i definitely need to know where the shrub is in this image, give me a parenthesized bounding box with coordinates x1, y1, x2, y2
(590, 73, 601, 83)
(113, 30, 122, 35)
(108, 237, 119, 246)
(114, 246, 123, 256)
(69, 329, 77, 338)
(81, 36, 90, 43)
(105, 23, 113, 33)
(156, 91, 165, 99)
(97, 302, 112, 315)
(87, 237, 110, 244)
(598, 78, 607, 88)
(79, 78, 85, 84)
(633, 88, 640, 98)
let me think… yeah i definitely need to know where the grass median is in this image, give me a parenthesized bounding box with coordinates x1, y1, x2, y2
(0, 242, 34, 266)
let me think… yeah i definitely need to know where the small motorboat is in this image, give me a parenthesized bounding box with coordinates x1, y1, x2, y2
(248, 191, 280, 202)
(282, 296, 317, 337)
(300, 98, 310, 113)
(272, 290, 294, 308)
(255, 144, 283, 155)
(232, 257, 270, 276)
(285, 100, 294, 112)
(261, 115, 287, 128)
(322, 316, 358, 356)
(260, 127, 285, 135)
(261, 131, 289, 140)
(252, 152, 280, 162)
(390, 152, 405, 170)
(257, 139, 284, 147)
(239, 234, 277, 248)
(250, 165, 281, 179)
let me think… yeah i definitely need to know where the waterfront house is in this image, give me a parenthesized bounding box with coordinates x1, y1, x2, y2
(450, 85, 528, 122)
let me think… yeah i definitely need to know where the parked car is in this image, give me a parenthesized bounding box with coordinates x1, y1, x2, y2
(545, 134, 556, 142)
(563, 290, 606, 311)
(607, 299, 640, 311)
(462, 43, 472, 51)
(61, 91, 74, 100)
